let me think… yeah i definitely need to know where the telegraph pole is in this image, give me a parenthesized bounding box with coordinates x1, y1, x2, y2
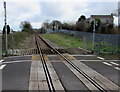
(4, 2, 8, 56)
(92, 20, 96, 53)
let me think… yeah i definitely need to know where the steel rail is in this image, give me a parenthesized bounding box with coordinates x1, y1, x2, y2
(35, 35, 55, 92)
(38, 35, 107, 92)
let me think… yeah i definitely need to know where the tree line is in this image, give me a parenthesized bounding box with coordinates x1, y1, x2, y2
(42, 15, 120, 34)
(17, 15, 120, 34)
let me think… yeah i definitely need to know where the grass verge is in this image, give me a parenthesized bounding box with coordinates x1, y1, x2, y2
(42, 33, 120, 54)
(42, 33, 92, 49)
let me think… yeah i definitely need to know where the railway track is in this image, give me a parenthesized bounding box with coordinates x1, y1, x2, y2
(35, 34, 104, 92)
(35, 35, 55, 92)
(32, 34, 119, 92)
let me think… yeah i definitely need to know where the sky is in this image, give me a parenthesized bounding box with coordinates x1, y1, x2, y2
(0, 0, 119, 31)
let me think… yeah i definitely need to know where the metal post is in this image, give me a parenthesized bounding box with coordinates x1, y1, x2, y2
(4, 2, 8, 56)
(98, 38, 101, 54)
(92, 20, 96, 52)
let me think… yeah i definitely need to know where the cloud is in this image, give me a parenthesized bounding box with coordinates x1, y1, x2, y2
(0, 1, 5, 30)
(41, 2, 88, 22)
(4, 0, 120, 2)
(86, 2, 118, 16)
(59, 2, 89, 21)
(0, 1, 118, 30)
(31, 22, 42, 28)
(0, 0, 41, 30)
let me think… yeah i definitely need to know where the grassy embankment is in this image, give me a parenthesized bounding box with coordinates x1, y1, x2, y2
(7, 31, 30, 49)
(42, 33, 120, 54)
(42, 33, 92, 50)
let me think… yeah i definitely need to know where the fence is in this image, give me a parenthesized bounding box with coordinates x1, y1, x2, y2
(47, 29, 120, 46)
(47, 29, 120, 54)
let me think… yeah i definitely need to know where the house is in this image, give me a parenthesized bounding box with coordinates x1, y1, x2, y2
(89, 14, 114, 24)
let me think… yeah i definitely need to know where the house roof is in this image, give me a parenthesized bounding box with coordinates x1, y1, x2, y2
(91, 15, 113, 19)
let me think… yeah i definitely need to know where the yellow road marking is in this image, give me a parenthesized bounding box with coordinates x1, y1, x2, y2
(64, 54, 77, 60)
(32, 55, 49, 61)
(32, 55, 41, 61)
(44, 55, 49, 61)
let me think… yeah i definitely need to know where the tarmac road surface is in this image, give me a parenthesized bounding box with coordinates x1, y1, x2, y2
(2, 56, 31, 91)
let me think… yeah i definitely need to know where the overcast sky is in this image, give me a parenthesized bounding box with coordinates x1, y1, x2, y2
(0, 0, 119, 31)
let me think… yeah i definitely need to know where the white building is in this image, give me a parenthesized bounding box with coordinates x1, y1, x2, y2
(89, 14, 114, 24)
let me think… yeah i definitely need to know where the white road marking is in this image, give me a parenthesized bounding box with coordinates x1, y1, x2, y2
(70, 55, 95, 57)
(7, 55, 32, 58)
(0, 59, 4, 63)
(2, 60, 31, 64)
(79, 60, 120, 62)
(114, 67, 120, 71)
(103, 62, 112, 66)
(97, 57, 105, 60)
(80, 60, 101, 61)
(48, 54, 96, 57)
(0, 64, 6, 70)
(110, 62, 119, 66)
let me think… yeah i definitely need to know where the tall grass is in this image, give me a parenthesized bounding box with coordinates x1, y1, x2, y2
(7, 31, 30, 49)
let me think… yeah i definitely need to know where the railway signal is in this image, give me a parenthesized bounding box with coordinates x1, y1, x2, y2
(3, 25, 10, 34)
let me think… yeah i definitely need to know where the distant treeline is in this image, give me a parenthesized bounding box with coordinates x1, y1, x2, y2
(13, 16, 120, 35)
(41, 15, 120, 34)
